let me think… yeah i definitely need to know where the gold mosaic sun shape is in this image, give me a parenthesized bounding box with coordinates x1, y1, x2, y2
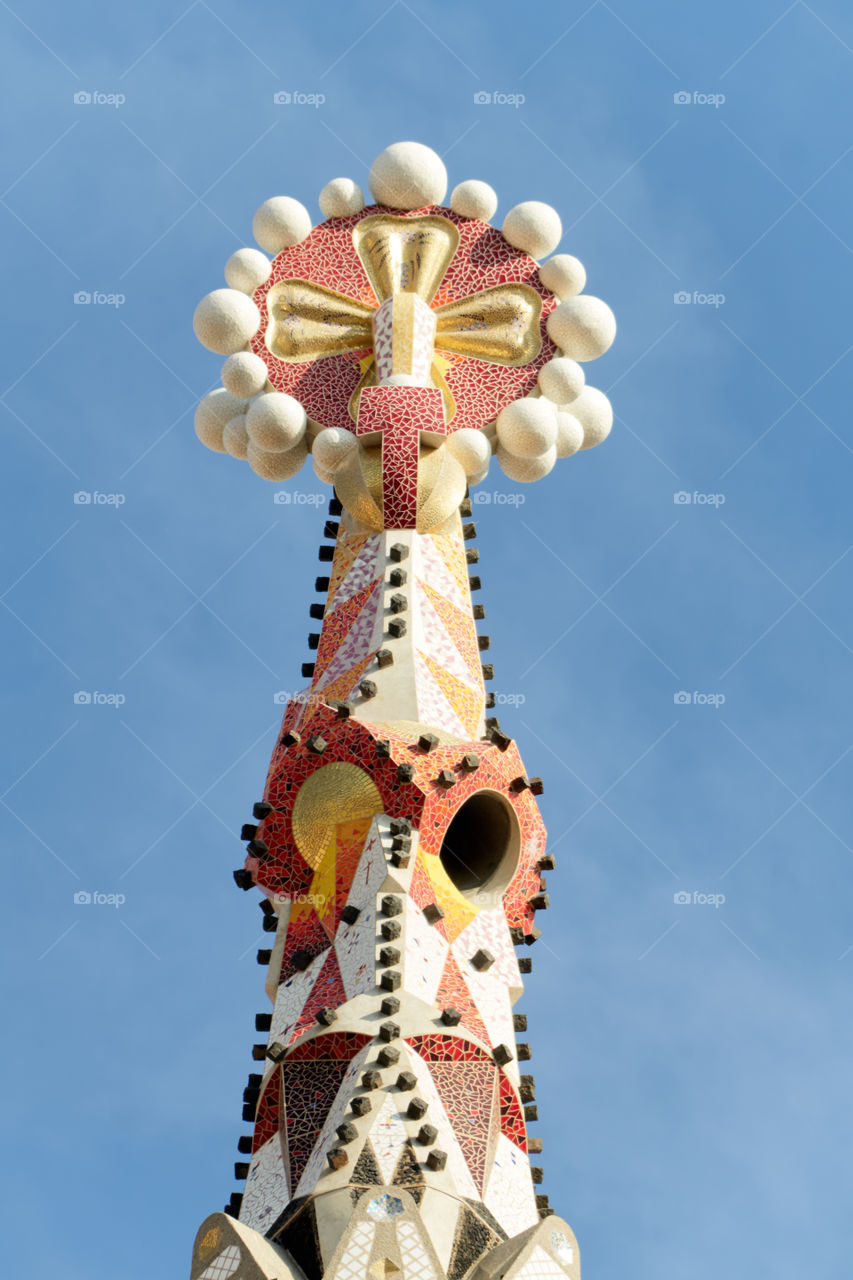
(264, 213, 543, 423)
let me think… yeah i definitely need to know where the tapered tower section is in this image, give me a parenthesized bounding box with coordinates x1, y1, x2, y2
(187, 142, 615, 1280)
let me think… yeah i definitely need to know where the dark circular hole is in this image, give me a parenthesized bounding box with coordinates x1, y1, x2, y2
(439, 791, 518, 898)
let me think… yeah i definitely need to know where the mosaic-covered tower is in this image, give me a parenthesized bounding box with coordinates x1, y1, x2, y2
(188, 142, 615, 1280)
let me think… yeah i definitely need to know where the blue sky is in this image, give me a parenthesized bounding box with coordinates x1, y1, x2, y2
(2, 1, 852, 1276)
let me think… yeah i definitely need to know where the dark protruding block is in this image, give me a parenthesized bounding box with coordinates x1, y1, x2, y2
(241, 1103, 255, 1122)
(378, 945, 400, 967)
(477, 635, 490, 651)
(376, 649, 394, 669)
(462, 522, 477, 541)
(389, 543, 409, 563)
(519, 957, 533, 974)
(379, 1021, 400, 1042)
(259, 898, 275, 917)
(253, 800, 273, 821)
(472, 603, 486, 620)
(237, 1135, 253, 1154)
(530, 894, 550, 911)
(376, 739, 391, 758)
(469, 575, 482, 591)
(529, 777, 545, 796)
(441, 1007, 462, 1027)
(525, 1104, 539, 1122)
(380, 996, 400, 1015)
(513, 1014, 528, 1032)
(481, 663, 494, 680)
(489, 728, 512, 751)
(378, 1045, 400, 1067)
(316, 1006, 338, 1027)
(340, 905, 360, 925)
(529, 1137, 543, 1154)
(535, 1194, 550, 1211)
(461, 753, 479, 772)
(459, 497, 472, 516)
(538, 852, 555, 871)
(381, 895, 402, 917)
(281, 730, 301, 748)
(323, 520, 339, 539)
(359, 679, 377, 699)
(306, 735, 327, 755)
(266, 1042, 287, 1063)
(328, 497, 343, 516)
(389, 593, 408, 614)
(247, 839, 269, 859)
(256, 949, 272, 965)
(485, 692, 496, 708)
(351, 1095, 372, 1116)
(493, 1043, 513, 1065)
(526, 926, 543, 944)
(318, 545, 334, 562)
(309, 602, 325, 621)
(381, 919, 402, 941)
(329, 699, 352, 720)
(396, 762, 415, 782)
(234, 1161, 250, 1181)
(436, 769, 456, 787)
(242, 1084, 259, 1105)
(407, 1097, 428, 1120)
(327, 1149, 348, 1170)
(417, 1124, 438, 1145)
(465, 547, 479, 564)
(262, 907, 277, 929)
(307, 633, 320, 650)
(251, 1044, 268, 1062)
(517, 1044, 532, 1061)
(426, 1149, 448, 1171)
(423, 902, 444, 925)
(388, 617, 407, 638)
(390, 817, 411, 835)
(509, 776, 531, 794)
(255, 1013, 272, 1032)
(315, 576, 330, 592)
(510, 926, 525, 946)
(336, 1122, 358, 1144)
(471, 948, 495, 971)
(233, 868, 254, 891)
(241, 823, 258, 842)
(292, 949, 314, 971)
(301, 663, 315, 678)
(418, 732, 439, 752)
(389, 567, 407, 587)
(361, 1070, 382, 1091)
(396, 1071, 417, 1091)
(520, 1074, 536, 1100)
(380, 971, 401, 991)
(228, 1193, 243, 1215)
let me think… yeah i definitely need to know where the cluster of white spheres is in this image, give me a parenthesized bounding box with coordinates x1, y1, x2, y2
(193, 140, 615, 486)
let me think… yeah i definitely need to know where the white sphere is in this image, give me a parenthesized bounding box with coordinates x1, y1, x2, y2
(497, 444, 557, 483)
(538, 254, 586, 299)
(538, 356, 585, 405)
(223, 415, 250, 460)
(554, 412, 585, 458)
(467, 461, 491, 487)
(194, 389, 246, 453)
(450, 180, 498, 222)
(495, 398, 557, 459)
(193, 289, 260, 355)
(248, 439, 308, 481)
(224, 247, 271, 294)
(445, 427, 491, 476)
(246, 392, 307, 453)
(570, 386, 613, 449)
(368, 142, 447, 211)
(547, 295, 616, 361)
(312, 455, 337, 485)
(221, 352, 269, 399)
(312, 426, 358, 474)
(502, 201, 562, 259)
(319, 177, 365, 218)
(252, 196, 312, 255)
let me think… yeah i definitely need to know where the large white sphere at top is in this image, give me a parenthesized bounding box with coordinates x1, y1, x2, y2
(221, 351, 269, 399)
(312, 426, 358, 474)
(223, 414, 250, 460)
(538, 253, 586, 299)
(319, 177, 365, 218)
(554, 411, 585, 458)
(502, 201, 562, 259)
(248, 439, 308, 481)
(193, 289, 260, 355)
(547, 295, 616, 361)
(368, 142, 448, 210)
(570, 386, 613, 449)
(538, 356, 585, 405)
(497, 444, 557, 483)
(246, 392, 307, 453)
(445, 427, 491, 476)
(224, 247, 271, 294)
(252, 196, 312, 255)
(194, 389, 246, 453)
(450, 179, 498, 222)
(496, 398, 557, 459)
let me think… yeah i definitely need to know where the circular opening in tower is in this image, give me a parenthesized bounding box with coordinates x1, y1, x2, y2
(439, 789, 520, 904)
